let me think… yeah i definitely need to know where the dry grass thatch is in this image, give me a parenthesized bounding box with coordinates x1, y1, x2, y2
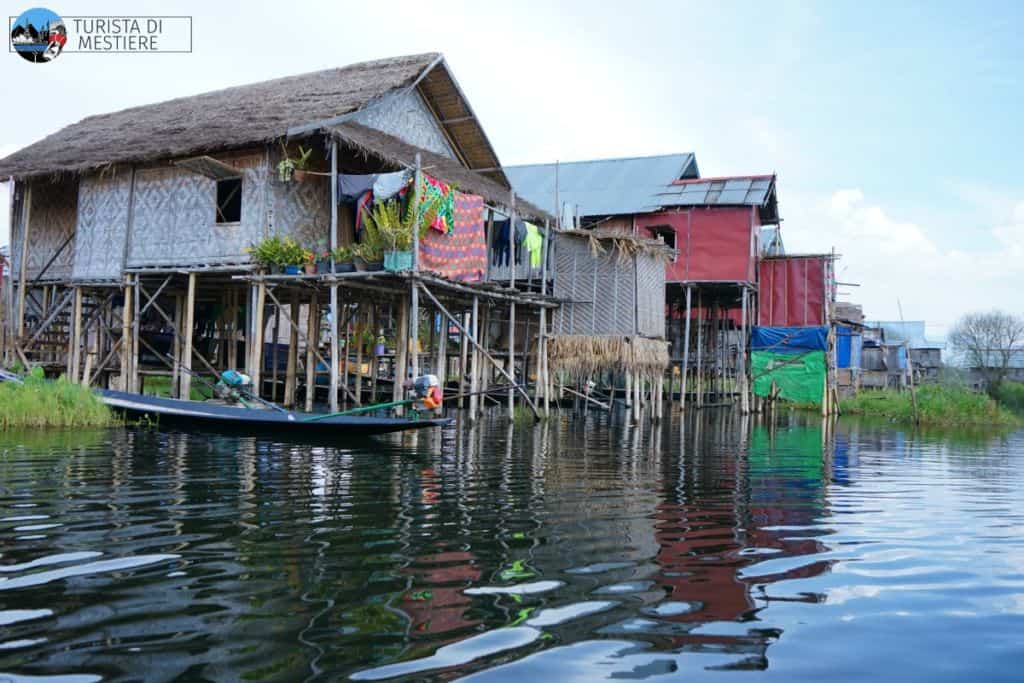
(547, 335, 669, 378)
(559, 228, 675, 262)
(0, 53, 448, 178)
(330, 122, 549, 221)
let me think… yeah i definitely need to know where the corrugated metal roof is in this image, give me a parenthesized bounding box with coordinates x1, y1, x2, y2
(655, 175, 774, 207)
(505, 153, 698, 218)
(865, 321, 945, 350)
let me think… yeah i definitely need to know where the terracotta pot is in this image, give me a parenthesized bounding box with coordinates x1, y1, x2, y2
(304, 263, 317, 275)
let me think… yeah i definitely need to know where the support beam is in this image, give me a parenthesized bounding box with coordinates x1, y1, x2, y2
(681, 286, 692, 411)
(69, 286, 83, 383)
(16, 183, 32, 339)
(120, 277, 132, 391)
(329, 138, 340, 413)
(284, 291, 299, 408)
(469, 296, 480, 419)
(180, 273, 197, 400)
(172, 293, 183, 398)
(250, 281, 266, 398)
(305, 295, 318, 412)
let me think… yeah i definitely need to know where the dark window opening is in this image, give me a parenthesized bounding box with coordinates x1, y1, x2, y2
(649, 225, 677, 260)
(216, 177, 242, 223)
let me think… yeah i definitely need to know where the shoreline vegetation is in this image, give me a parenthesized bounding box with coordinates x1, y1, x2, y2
(838, 384, 1021, 428)
(0, 369, 114, 430)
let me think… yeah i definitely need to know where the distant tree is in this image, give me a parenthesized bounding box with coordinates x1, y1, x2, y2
(948, 310, 1024, 393)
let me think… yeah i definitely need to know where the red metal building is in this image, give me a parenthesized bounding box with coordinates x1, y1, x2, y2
(758, 254, 836, 327)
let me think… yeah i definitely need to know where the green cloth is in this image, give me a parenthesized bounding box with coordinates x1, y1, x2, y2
(751, 350, 826, 405)
(524, 222, 543, 267)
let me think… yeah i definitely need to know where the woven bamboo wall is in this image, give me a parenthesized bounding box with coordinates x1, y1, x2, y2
(127, 151, 268, 268)
(10, 178, 78, 282)
(552, 235, 666, 339)
(73, 169, 132, 280)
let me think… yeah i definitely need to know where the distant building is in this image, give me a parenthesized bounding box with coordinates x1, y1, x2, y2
(865, 320, 944, 383)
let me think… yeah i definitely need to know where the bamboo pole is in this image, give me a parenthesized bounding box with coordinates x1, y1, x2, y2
(284, 291, 299, 408)
(69, 286, 82, 382)
(478, 305, 489, 415)
(271, 304, 281, 402)
(740, 287, 750, 414)
(172, 293, 183, 398)
(355, 304, 365, 405)
(120, 276, 132, 391)
(459, 310, 470, 408)
(131, 275, 141, 393)
(329, 139, 340, 413)
(227, 287, 238, 371)
(436, 309, 447, 381)
(681, 286, 692, 411)
(305, 295, 318, 412)
(16, 183, 32, 340)
(251, 280, 266, 398)
(469, 296, 480, 418)
(394, 296, 409, 406)
(370, 304, 380, 404)
(410, 154, 422, 386)
(418, 282, 540, 420)
(696, 291, 703, 408)
(507, 194, 517, 422)
(180, 273, 197, 400)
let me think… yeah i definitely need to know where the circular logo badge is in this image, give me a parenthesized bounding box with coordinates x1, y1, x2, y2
(11, 7, 66, 63)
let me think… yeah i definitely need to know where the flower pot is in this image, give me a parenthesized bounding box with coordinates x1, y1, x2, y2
(283, 265, 303, 275)
(316, 259, 332, 274)
(304, 263, 317, 275)
(335, 261, 355, 273)
(374, 343, 386, 357)
(354, 256, 382, 272)
(267, 263, 281, 275)
(384, 250, 413, 272)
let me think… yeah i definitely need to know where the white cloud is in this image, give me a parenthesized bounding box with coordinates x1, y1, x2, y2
(784, 188, 1024, 337)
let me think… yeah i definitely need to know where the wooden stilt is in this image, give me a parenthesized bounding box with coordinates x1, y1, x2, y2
(305, 295, 318, 412)
(507, 302, 516, 421)
(469, 296, 480, 419)
(370, 304, 379, 404)
(740, 287, 750, 414)
(180, 273, 197, 400)
(131, 275, 141, 393)
(284, 291, 299, 408)
(251, 280, 266, 398)
(436, 308, 448, 382)
(329, 284, 340, 412)
(696, 291, 704, 409)
(478, 305, 489, 416)
(355, 304, 365, 405)
(227, 287, 238, 371)
(270, 304, 281, 402)
(172, 293, 183, 398)
(459, 310, 470, 408)
(394, 295, 409, 406)
(120, 277, 132, 391)
(16, 184, 32, 340)
(681, 286, 692, 411)
(69, 286, 83, 382)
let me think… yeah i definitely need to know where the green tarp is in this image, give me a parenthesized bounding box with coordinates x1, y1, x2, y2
(751, 350, 826, 405)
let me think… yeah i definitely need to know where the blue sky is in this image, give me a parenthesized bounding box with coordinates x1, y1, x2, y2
(1, 0, 1021, 336)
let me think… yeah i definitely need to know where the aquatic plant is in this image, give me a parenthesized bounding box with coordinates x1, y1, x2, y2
(839, 384, 1020, 428)
(0, 368, 114, 430)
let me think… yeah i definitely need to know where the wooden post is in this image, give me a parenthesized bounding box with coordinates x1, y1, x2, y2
(507, 195, 517, 422)
(305, 294, 318, 412)
(270, 304, 281, 402)
(355, 304, 365, 405)
(172, 293, 183, 398)
(131, 275, 141, 393)
(16, 183, 32, 340)
(370, 304, 379, 404)
(478, 306, 489, 415)
(740, 287, 750, 414)
(120, 276, 132, 391)
(625, 372, 633, 410)
(459, 310, 470, 408)
(681, 286, 692, 411)
(180, 273, 197, 400)
(329, 139, 340, 413)
(227, 287, 238, 371)
(69, 286, 83, 383)
(284, 291, 299, 408)
(469, 296, 480, 419)
(251, 280, 266, 398)
(410, 154, 422, 386)
(436, 309, 448, 381)
(696, 291, 703, 408)
(394, 295, 409, 405)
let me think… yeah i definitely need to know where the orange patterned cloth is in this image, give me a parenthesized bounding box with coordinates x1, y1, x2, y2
(418, 192, 486, 282)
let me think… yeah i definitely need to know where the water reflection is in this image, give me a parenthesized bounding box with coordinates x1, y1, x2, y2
(0, 411, 1021, 681)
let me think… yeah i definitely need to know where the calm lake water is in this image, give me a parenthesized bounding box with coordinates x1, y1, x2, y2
(0, 411, 1022, 682)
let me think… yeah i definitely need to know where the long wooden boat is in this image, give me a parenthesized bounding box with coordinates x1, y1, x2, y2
(97, 390, 452, 436)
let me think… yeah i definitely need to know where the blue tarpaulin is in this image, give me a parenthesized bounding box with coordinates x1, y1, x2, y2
(836, 326, 862, 369)
(750, 326, 829, 353)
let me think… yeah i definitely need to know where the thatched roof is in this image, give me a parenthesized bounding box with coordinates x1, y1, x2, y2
(547, 335, 670, 377)
(559, 228, 675, 260)
(330, 122, 550, 220)
(0, 53, 508, 186)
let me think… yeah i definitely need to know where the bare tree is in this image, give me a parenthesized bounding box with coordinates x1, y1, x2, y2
(948, 310, 1024, 393)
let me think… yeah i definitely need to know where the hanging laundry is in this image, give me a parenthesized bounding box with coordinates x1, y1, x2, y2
(418, 192, 487, 282)
(524, 222, 544, 268)
(401, 173, 456, 234)
(372, 170, 409, 200)
(337, 173, 377, 201)
(354, 189, 373, 237)
(491, 219, 511, 267)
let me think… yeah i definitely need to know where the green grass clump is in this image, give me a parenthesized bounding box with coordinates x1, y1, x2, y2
(0, 368, 114, 430)
(993, 382, 1024, 414)
(142, 375, 211, 401)
(840, 384, 1020, 428)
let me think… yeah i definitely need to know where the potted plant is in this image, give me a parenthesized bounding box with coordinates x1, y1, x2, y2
(330, 245, 356, 273)
(374, 331, 387, 357)
(357, 194, 441, 272)
(277, 143, 314, 183)
(303, 249, 317, 275)
(245, 236, 286, 274)
(278, 236, 306, 274)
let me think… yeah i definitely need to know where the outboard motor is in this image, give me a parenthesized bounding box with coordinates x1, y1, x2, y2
(214, 370, 252, 403)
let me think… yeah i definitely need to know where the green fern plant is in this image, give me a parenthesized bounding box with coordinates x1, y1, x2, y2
(355, 193, 442, 262)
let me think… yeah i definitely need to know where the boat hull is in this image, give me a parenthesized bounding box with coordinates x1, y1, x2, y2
(97, 390, 451, 437)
